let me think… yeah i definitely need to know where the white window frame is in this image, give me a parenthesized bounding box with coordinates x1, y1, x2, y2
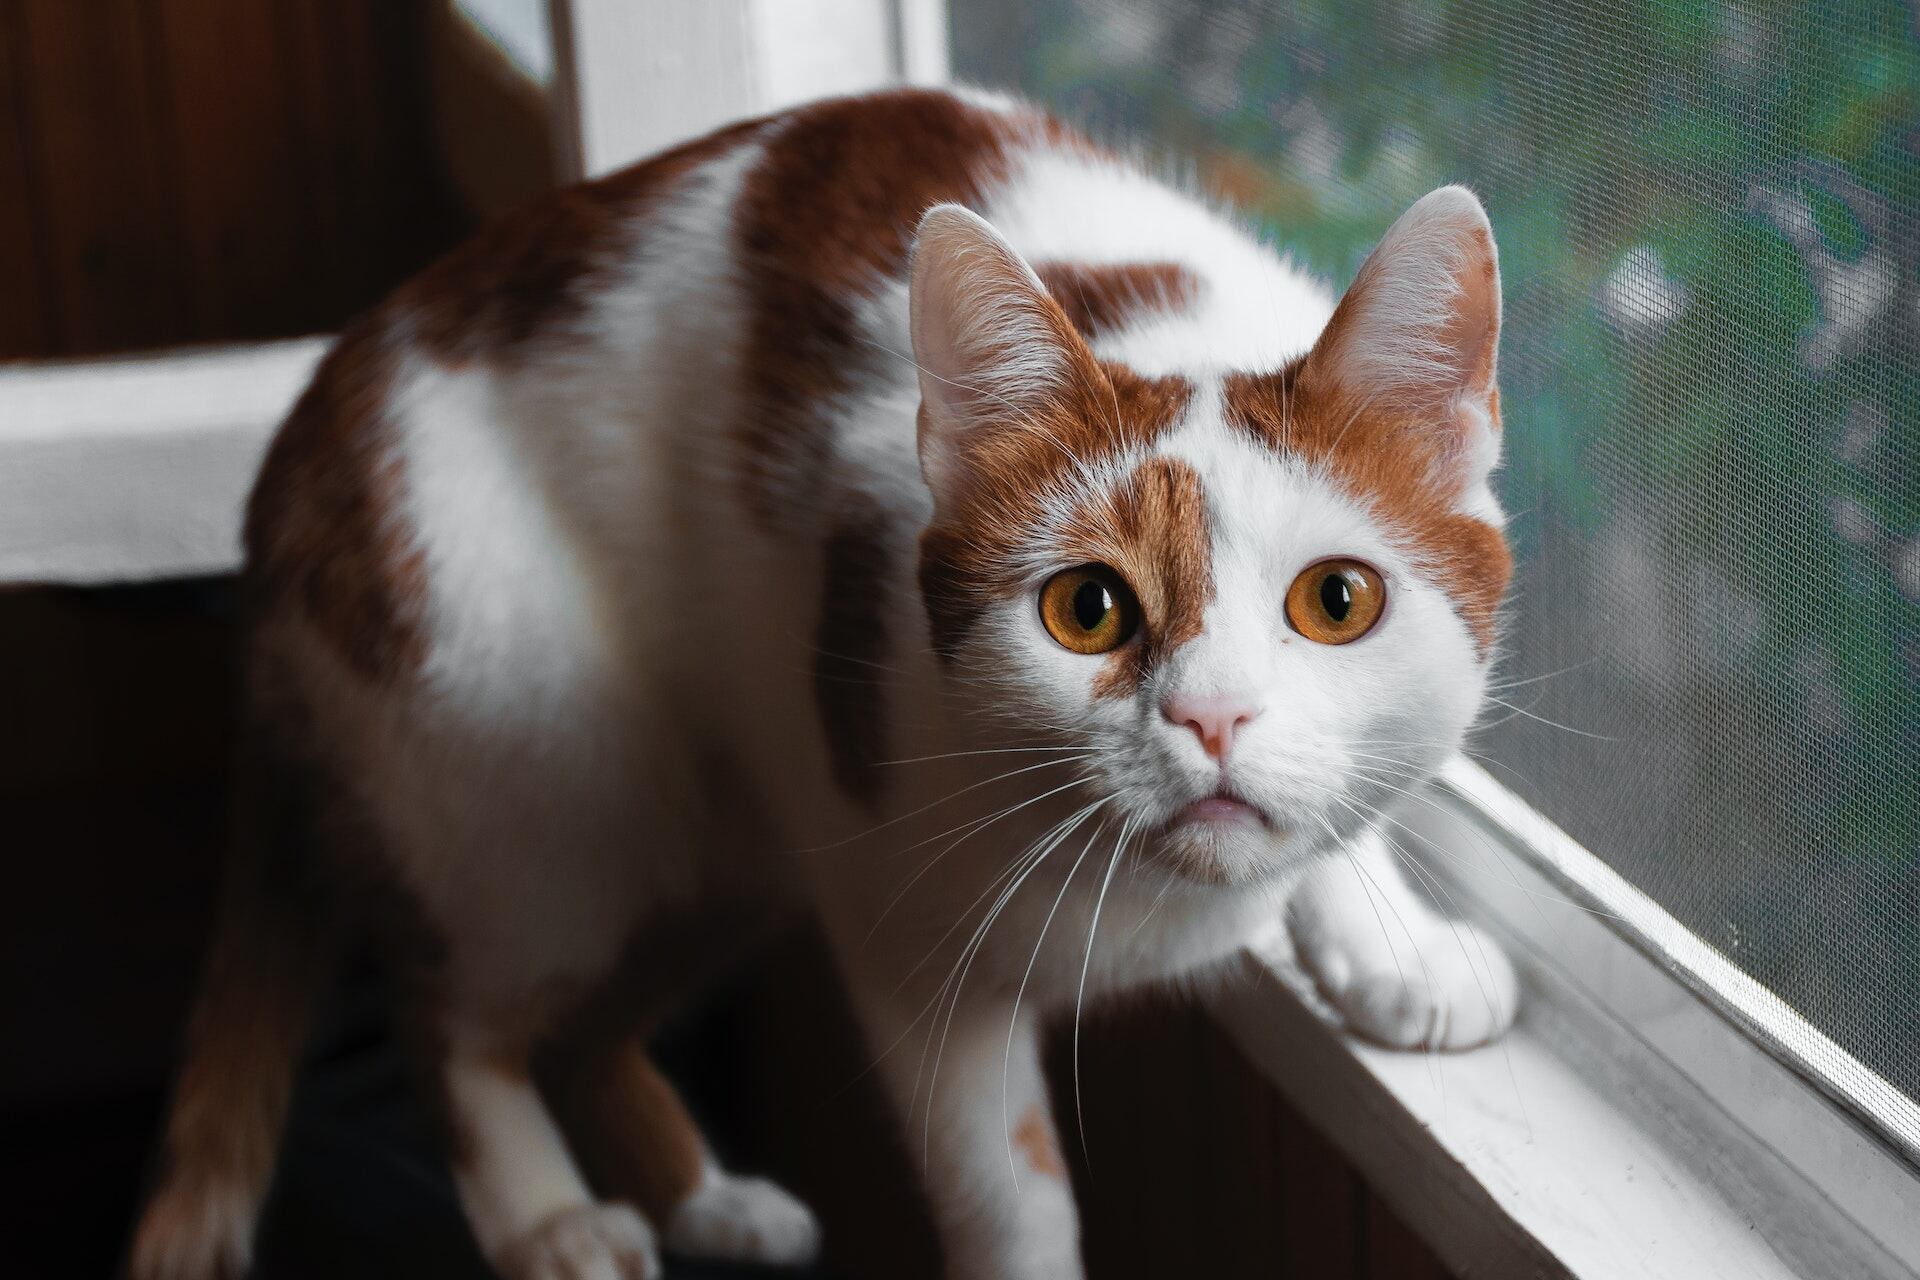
(4, 4, 1915, 1276)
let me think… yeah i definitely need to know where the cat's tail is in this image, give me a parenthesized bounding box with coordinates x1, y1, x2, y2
(127, 710, 335, 1280)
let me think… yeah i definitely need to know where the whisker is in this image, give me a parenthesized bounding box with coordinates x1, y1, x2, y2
(1072, 814, 1134, 1176)
(1485, 658, 1598, 693)
(1357, 814, 1533, 1137)
(1334, 765, 1625, 922)
(1480, 695, 1615, 741)
(793, 754, 1092, 854)
(877, 775, 1102, 950)
(874, 745, 1083, 767)
(1002, 817, 1107, 1189)
(893, 792, 1108, 987)
(915, 798, 1101, 1160)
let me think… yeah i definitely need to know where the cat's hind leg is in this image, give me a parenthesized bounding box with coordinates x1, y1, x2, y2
(542, 1032, 821, 1269)
(1287, 826, 1518, 1049)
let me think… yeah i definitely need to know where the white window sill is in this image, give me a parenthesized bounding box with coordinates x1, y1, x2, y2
(1212, 760, 1920, 1280)
(0, 339, 327, 586)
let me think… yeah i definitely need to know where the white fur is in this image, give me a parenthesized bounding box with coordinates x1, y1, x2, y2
(444, 1049, 603, 1261)
(665, 1167, 822, 1266)
(503, 1203, 660, 1280)
(982, 146, 1336, 373)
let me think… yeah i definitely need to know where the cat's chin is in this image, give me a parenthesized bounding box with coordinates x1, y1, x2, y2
(1147, 812, 1296, 887)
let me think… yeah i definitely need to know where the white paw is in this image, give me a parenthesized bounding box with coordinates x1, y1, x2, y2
(1295, 914, 1519, 1050)
(665, 1169, 822, 1268)
(504, 1203, 660, 1280)
(129, 1175, 257, 1280)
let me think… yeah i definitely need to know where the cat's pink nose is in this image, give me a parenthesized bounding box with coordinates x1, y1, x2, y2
(1162, 693, 1260, 761)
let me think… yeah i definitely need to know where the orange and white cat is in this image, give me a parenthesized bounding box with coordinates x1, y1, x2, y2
(132, 88, 1517, 1280)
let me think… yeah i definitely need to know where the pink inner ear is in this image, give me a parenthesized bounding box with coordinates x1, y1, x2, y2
(1446, 222, 1501, 401)
(1304, 185, 1502, 422)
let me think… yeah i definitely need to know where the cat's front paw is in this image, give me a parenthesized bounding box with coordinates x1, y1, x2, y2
(503, 1203, 660, 1280)
(1293, 910, 1519, 1050)
(665, 1170, 821, 1268)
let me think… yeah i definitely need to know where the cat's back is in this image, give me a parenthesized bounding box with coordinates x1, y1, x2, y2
(242, 88, 1328, 695)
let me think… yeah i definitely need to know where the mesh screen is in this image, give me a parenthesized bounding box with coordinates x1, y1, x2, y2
(954, 0, 1920, 1105)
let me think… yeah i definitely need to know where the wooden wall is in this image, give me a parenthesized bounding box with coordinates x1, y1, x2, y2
(0, 4, 1456, 1276)
(0, 0, 470, 360)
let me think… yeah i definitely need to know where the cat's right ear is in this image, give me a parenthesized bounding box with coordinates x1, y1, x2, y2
(908, 203, 1093, 510)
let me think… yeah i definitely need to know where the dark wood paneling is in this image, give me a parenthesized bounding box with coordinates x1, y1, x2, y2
(148, 0, 311, 339)
(1061, 1001, 1451, 1278)
(722, 952, 1455, 1279)
(7, 0, 190, 353)
(0, 9, 55, 356)
(0, 0, 470, 359)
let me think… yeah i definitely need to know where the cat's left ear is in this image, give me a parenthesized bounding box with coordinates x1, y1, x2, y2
(1299, 185, 1503, 486)
(908, 203, 1097, 512)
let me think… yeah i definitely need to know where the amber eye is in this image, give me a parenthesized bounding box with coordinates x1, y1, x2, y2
(1285, 558, 1386, 645)
(1039, 565, 1140, 655)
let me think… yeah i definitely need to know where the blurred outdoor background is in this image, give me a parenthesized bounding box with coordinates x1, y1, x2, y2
(957, 0, 1920, 1102)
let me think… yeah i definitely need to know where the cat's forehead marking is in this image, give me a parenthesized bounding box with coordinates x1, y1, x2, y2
(1055, 455, 1214, 699)
(1221, 370, 1510, 650)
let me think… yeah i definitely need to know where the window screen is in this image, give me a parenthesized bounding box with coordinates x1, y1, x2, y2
(954, 0, 1920, 1107)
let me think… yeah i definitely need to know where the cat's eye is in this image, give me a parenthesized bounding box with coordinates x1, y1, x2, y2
(1285, 558, 1386, 645)
(1039, 565, 1140, 655)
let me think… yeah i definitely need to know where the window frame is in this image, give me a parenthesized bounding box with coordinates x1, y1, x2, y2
(1213, 760, 1920, 1277)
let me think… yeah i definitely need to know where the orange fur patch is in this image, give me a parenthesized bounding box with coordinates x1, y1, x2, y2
(1057, 457, 1214, 699)
(1012, 1105, 1066, 1179)
(543, 1036, 709, 1218)
(246, 339, 427, 683)
(247, 117, 772, 684)
(403, 115, 770, 361)
(1033, 261, 1199, 339)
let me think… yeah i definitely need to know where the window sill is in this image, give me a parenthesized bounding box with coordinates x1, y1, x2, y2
(0, 339, 327, 585)
(1211, 760, 1920, 1280)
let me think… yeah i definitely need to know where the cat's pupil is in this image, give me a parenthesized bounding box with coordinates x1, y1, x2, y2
(1319, 573, 1352, 622)
(1073, 579, 1112, 631)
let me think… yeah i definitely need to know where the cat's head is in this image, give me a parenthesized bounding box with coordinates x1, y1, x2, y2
(908, 187, 1509, 885)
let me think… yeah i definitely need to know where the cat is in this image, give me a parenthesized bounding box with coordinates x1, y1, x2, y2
(129, 86, 1518, 1280)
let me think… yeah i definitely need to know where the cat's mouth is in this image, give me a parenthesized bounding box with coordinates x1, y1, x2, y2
(1148, 783, 1286, 884)
(1168, 784, 1270, 832)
